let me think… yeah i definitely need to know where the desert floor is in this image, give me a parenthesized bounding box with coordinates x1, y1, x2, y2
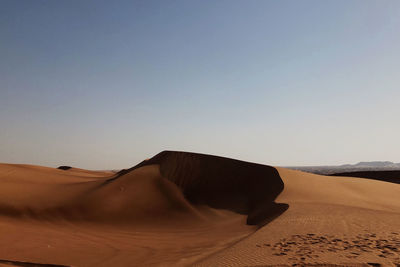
(0, 152, 399, 266)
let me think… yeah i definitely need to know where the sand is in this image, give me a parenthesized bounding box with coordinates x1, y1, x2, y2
(0, 151, 399, 266)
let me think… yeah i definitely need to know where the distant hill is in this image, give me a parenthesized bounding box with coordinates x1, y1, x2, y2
(345, 161, 400, 168)
(288, 161, 400, 175)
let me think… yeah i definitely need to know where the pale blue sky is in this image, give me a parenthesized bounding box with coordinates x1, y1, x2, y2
(1, 0, 400, 169)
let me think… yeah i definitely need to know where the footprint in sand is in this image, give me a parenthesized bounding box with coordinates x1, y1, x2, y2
(258, 231, 400, 266)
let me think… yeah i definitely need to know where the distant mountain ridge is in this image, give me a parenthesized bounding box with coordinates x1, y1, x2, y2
(288, 161, 400, 175)
(342, 161, 400, 168)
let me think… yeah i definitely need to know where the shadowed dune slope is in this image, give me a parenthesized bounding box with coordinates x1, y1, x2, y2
(115, 151, 288, 225)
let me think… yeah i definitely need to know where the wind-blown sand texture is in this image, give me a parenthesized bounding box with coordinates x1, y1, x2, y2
(0, 151, 399, 266)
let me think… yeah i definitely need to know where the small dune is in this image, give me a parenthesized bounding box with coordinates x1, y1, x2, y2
(57, 166, 72, 171)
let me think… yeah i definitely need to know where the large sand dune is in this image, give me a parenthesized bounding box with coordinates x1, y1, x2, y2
(0, 152, 399, 266)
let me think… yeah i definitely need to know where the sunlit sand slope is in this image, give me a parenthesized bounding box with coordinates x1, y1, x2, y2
(196, 168, 400, 266)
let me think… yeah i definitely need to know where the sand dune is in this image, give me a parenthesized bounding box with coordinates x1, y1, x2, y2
(0, 152, 399, 266)
(121, 151, 288, 225)
(0, 152, 287, 226)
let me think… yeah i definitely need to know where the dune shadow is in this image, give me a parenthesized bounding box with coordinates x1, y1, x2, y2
(0, 259, 70, 267)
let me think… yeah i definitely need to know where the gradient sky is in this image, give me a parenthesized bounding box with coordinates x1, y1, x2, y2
(1, 0, 400, 169)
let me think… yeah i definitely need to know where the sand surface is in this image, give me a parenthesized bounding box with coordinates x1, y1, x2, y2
(0, 152, 399, 266)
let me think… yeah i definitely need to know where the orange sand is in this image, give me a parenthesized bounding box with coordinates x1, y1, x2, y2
(0, 152, 399, 266)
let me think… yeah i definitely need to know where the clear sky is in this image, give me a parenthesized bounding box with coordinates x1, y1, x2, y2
(1, 0, 400, 169)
